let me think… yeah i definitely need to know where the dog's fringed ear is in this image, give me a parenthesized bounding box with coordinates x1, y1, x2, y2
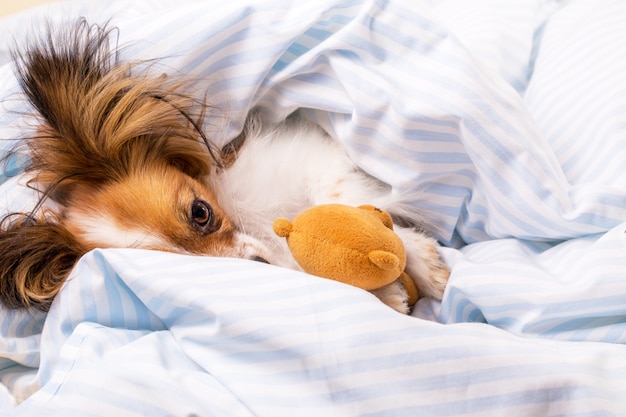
(12, 18, 218, 191)
(0, 216, 87, 311)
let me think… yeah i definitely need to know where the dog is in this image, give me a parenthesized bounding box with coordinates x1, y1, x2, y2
(0, 20, 449, 314)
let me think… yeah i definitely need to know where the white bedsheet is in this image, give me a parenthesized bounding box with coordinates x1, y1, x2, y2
(1, 0, 626, 415)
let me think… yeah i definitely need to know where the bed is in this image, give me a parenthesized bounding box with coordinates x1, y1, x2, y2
(1, 0, 626, 415)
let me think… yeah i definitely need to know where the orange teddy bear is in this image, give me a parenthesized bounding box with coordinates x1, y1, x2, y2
(273, 204, 419, 309)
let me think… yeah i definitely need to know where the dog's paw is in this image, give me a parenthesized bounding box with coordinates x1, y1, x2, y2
(394, 227, 450, 300)
(370, 280, 410, 314)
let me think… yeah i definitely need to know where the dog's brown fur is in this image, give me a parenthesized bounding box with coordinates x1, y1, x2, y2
(0, 216, 85, 311)
(0, 20, 225, 311)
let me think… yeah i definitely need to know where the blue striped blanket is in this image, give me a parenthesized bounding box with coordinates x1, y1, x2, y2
(1, 0, 626, 415)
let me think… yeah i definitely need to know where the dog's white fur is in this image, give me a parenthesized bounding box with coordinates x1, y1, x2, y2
(210, 113, 450, 313)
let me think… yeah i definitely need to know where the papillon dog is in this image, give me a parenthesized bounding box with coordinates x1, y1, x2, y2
(0, 20, 449, 314)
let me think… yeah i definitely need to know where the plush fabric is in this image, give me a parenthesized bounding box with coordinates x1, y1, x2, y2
(274, 204, 406, 291)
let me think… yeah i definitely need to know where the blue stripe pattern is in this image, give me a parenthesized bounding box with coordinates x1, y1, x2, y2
(2, 0, 626, 415)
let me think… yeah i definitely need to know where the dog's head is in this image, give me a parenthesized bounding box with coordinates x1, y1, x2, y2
(0, 20, 268, 311)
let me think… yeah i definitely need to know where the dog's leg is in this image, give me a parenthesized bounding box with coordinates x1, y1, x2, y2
(370, 227, 449, 314)
(394, 226, 450, 300)
(370, 280, 410, 314)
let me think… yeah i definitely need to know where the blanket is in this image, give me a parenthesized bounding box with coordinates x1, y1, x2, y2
(1, 0, 626, 415)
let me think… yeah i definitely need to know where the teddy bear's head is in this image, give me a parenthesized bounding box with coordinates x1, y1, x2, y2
(273, 204, 406, 290)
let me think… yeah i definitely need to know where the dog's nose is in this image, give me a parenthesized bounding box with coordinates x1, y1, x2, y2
(252, 255, 270, 264)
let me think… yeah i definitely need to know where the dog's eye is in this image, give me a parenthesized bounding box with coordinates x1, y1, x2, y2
(191, 199, 217, 234)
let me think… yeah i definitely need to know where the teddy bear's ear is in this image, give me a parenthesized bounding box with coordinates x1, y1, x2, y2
(273, 218, 294, 237)
(368, 250, 400, 271)
(358, 205, 394, 229)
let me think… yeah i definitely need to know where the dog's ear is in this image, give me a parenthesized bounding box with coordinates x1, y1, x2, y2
(0, 215, 87, 311)
(13, 19, 217, 190)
